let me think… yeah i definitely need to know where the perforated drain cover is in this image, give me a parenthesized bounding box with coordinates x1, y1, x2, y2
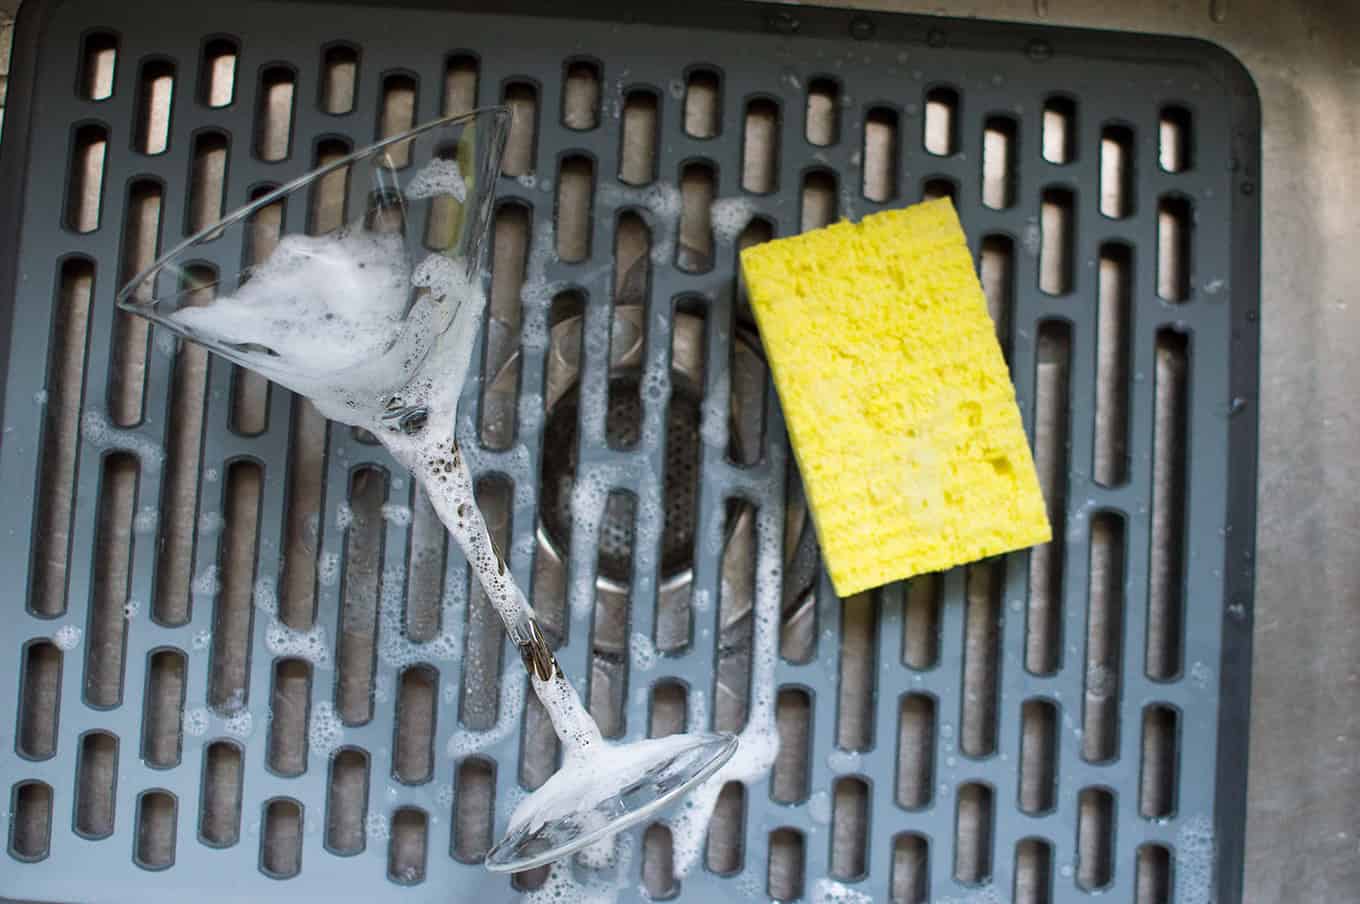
(0, 1, 1259, 902)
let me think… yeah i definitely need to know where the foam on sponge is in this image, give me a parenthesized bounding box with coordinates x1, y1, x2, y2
(740, 198, 1049, 597)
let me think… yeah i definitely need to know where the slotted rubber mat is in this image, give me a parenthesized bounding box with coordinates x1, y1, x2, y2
(0, 0, 1260, 901)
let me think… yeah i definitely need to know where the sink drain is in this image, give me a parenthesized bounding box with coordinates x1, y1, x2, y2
(539, 373, 705, 583)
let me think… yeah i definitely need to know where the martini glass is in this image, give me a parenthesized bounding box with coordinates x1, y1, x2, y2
(117, 107, 736, 873)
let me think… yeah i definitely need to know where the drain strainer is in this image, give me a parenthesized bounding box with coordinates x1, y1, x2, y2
(0, 1, 1259, 902)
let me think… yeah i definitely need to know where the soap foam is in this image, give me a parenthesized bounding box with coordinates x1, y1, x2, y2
(710, 197, 757, 243)
(404, 157, 467, 203)
(630, 632, 658, 671)
(308, 701, 344, 757)
(1175, 814, 1216, 904)
(812, 878, 873, 904)
(80, 410, 164, 471)
(133, 507, 158, 534)
(52, 624, 82, 651)
(381, 502, 412, 526)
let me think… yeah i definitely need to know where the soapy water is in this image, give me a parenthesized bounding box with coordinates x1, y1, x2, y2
(52, 624, 82, 651)
(811, 878, 874, 904)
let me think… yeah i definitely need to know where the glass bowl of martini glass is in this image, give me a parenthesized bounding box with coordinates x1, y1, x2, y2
(118, 106, 737, 874)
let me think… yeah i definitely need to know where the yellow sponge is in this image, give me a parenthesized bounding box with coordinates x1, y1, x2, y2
(740, 198, 1050, 597)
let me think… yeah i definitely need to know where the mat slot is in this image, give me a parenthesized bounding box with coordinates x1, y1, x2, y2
(87, 453, 137, 707)
(656, 299, 705, 647)
(954, 781, 993, 885)
(111, 179, 162, 426)
(234, 190, 281, 436)
(556, 156, 594, 262)
(405, 488, 445, 642)
(922, 177, 956, 203)
(742, 98, 779, 195)
(1100, 125, 1133, 219)
(9, 781, 53, 861)
(862, 106, 898, 202)
(800, 169, 837, 231)
(32, 257, 95, 617)
(1159, 106, 1193, 173)
(378, 73, 417, 167)
(281, 397, 327, 628)
(267, 658, 311, 777)
(606, 212, 649, 443)
(79, 32, 118, 102)
(562, 59, 600, 131)
(1027, 320, 1071, 675)
(18, 641, 62, 759)
(1157, 196, 1192, 302)
(1139, 704, 1179, 819)
(714, 501, 755, 731)
(923, 85, 958, 156)
(337, 467, 385, 724)
(188, 131, 229, 235)
(804, 77, 839, 147)
(324, 747, 368, 854)
(619, 90, 659, 186)
(260, 798, 303, 878)
(394, 665, 437, 784)
(208, 460, 260, 712)
(767, 827, 805, 902)
(1039, 186, 1074, 296)
(982, 116, 1017, 210)
(1076, 786, 1114, 890)
(1018, 697, 1057, 815)
(483, 203, 529, 449)
(962, 562, 1002, 758)
(733, 216, 772, 327)
(199, 740, 243, 846)
(156, 266, 214, 626)
(66, 126, 107, 236)
(1041, 96, 1076, 165)
(831, 775, 869, 880)
(1148, 329, 1189, 680)
(1083, 513, 1126, 762)
(134, 790, 177, 869)
(321, 44, 359, 115)
(896, 692, 934, 809)
(308, 138, 352, 234)
(501, 82, 538, 177)
(649, 680, 687, 737)
(134, 60, 175, 156)
(198, 38, 237, 108)
(706, 782, 745, 874)
(979, 234, 1014, 351)
(461, 476, 510, 728)
(251, 66, 295, 165)
(890, 832, 929, 904)
(772, 687, 810, 803)
(1095, 243, 1132, 487)
(643, 824, 678, 898)
(452, 756, 495, 863)
(1014, 836, 1053, 904)
(590, 489, 634, 737)
(388, 806, 428, 884)
(902, 575, 941, 670)
(678, 161, 715, 272)
(1136, 843, 1172, 904)
(142, 648, 187, 768)
(519, 682, 558, 791)
(75, 730, 118, 838)
(683, 68, 720, 139)
(837, 593, 876, 750)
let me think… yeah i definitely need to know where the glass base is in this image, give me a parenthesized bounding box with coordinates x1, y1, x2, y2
(483, 732, 738, 873)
